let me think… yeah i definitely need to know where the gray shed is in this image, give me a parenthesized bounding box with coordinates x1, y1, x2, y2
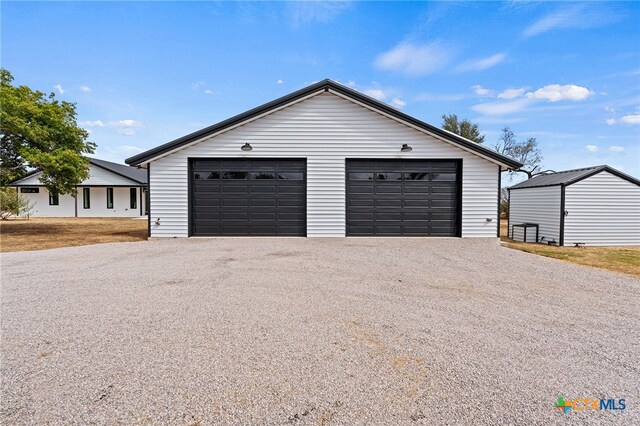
(508, 165, 640, 246)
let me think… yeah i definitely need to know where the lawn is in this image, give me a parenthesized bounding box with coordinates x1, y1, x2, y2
(0, 217, 147, 252)
(500, 220, 640, 278)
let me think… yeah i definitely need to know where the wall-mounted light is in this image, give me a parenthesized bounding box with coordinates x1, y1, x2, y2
(241, 143, 253, 152)
(400, 144, 412, 152)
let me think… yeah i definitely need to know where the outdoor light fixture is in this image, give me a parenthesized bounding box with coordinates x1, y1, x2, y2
(241, 143, 253, 152)
(400, 144, 412, 152)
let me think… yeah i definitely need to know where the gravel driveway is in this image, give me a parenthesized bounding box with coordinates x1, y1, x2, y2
(1, 238, 638, 425)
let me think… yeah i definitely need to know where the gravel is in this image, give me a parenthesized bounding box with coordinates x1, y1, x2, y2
(1, 238, 638, 425)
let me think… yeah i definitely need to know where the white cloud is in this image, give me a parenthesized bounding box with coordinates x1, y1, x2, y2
(78, 119, 144, 136)
(620, 114, 640, 125)
(456, 53, 506, 72)
(525, 84, 592, 102)
(498, 87, 527, 99)
(365, 89, 386, 101)
(391, 97, 406, 109)
(374, 41, 454, 76)
(79, 120, 105, 128)
(471, 85, 494, 97)
(609, 146, 624, 152)
(204, 89, 214, 95)
(585, 144, 599, 152)
(606, 118, 616, 126)
(604, 105, 615, 113)
(522, 4, 622, 38)
(191, 81, 206, 90)
(54, 84, 64, 94)
(80, 85, 91, 93)
(471, 98, 531, 116)
(277, 79, 284, 84)
(112, 119, 144, 136)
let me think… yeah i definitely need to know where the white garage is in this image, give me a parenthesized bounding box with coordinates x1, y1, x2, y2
(125, 79, 522, 238)
(508, 165, 640, 246)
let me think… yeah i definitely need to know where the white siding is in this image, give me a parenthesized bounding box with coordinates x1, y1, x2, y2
(77, 187, 142, 217)
(149, 92, 500, 238)
(17, 187, 142, 217)
(17, 188, 75, 217)
(509, 186, 561, 243)
(564, 171, 640, 246)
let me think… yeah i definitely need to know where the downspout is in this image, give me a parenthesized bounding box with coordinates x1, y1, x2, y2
(559, 184, 566, 246)
(497, 166, 501, 238)
(147, 165, 151, 238)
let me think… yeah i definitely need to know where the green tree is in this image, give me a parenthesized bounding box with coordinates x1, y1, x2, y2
(494, 127, 543, 179)
(0, 68, 95, 194)
(441, 114, 485, 144)
(0, 187, 34, 219)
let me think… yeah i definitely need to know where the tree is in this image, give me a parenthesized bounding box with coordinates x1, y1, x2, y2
(441, 114, 485, 144)
(494, 127, 542, 179)
(0, 68, 96, 194)
(0, 187, 34, 220)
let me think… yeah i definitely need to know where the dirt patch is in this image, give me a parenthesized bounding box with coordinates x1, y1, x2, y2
(0, 217, 147, 252)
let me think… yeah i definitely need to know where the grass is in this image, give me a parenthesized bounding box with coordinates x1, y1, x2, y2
(500, 220, 640, 278)
(0, 217, 147, 253)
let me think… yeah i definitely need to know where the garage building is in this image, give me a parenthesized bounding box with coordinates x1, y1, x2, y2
(125, 79, 521, 238)
(508, 165, 640, 246)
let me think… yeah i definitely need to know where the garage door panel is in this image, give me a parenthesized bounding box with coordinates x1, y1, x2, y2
(349, 185, 374, 194)
(346, 159, 459, 237)
(191, 158, 306, 236)
(278, 185, 305, 194)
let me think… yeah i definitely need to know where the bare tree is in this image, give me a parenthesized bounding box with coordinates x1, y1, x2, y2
(494, 127, 543, 179)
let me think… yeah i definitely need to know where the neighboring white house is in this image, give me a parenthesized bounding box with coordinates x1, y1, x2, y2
(10, 158, 148, 218)
(508, 165, 640, 246)
(125, 79, 521, 238)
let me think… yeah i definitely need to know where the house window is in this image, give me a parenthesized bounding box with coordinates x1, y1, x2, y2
(49, 192, 59, 206)
(106, 188, 114, 209)
(20, 187, 39, 193)
(130, 188, 137, 209)
(83, 188, 90, 209)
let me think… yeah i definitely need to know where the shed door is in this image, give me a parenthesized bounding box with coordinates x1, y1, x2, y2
(191, 159, 306, 236)
(346, 159, 460, 236)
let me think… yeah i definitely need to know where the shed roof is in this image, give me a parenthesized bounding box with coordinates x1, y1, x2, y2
(125, 79, 523, 169)
(509, 165, 640, 190)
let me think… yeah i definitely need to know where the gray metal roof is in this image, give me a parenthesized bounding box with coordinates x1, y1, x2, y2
(509, 165, 640, 189)
(10, 158, 147, 185)
(89, 158, 147, 184)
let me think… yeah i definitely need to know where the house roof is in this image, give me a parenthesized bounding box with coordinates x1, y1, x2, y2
(10, 158, 147, 186)
(89, 158, 147, 184)
(509, 165, 640, 190)
(125, 79, 523, 169)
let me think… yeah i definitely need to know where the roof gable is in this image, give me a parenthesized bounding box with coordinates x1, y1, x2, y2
(509, 165, 640, 190)
(10, 158, 147, 186)
(125, 79, 522, 169)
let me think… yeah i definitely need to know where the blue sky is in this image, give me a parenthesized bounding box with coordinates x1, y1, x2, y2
(3, 1, 639, 180)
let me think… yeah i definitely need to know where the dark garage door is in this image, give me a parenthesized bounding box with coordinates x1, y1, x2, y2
(190, 159, 306, 236)
(346, 159, 460, 236)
